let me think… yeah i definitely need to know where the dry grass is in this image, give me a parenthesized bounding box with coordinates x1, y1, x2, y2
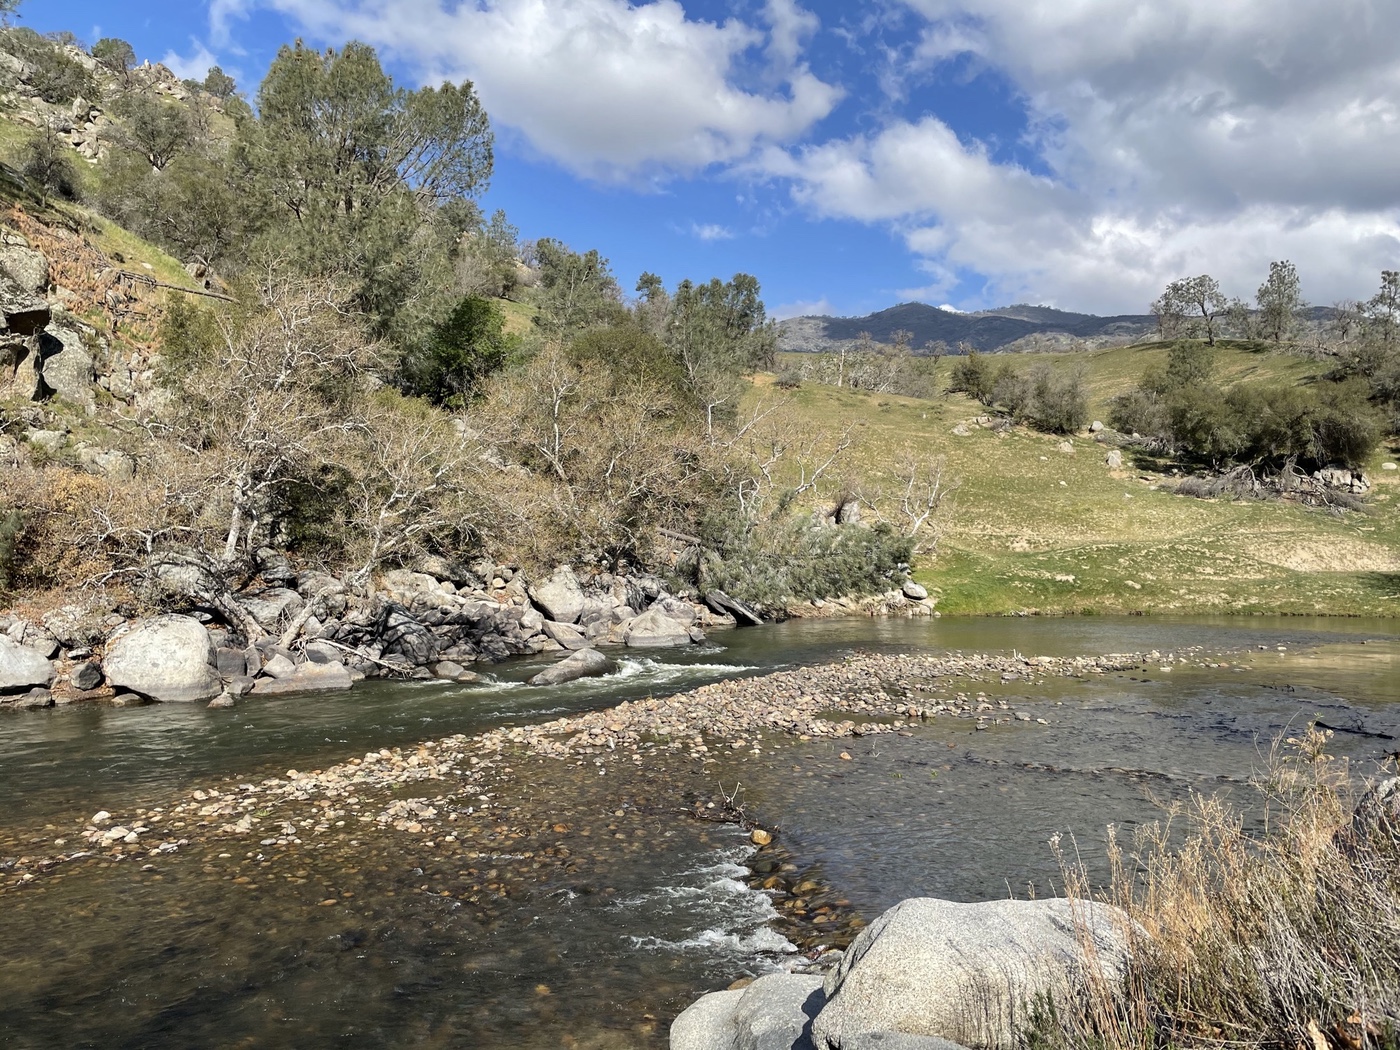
(1043, 727, 1400, 1050)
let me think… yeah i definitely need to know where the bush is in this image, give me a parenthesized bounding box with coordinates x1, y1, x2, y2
(400, 294, 512, 408)
(690, 516, 914, 607)
(949, 350, 996, 405)
(20, 129, 81, 201)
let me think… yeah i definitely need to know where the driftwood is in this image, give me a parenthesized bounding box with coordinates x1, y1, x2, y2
(115, 269, 237, 303)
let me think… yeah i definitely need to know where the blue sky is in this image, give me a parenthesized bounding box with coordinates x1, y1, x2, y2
(24, 0, 1400, 318)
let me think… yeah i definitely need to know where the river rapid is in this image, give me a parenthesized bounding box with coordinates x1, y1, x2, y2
(1, 616, 1396, 1049)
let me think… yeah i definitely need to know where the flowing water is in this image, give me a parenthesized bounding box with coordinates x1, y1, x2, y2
(1, 616, 1396, 1048)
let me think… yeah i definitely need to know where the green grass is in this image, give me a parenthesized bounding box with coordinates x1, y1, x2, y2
(750, 351, 1400, 618)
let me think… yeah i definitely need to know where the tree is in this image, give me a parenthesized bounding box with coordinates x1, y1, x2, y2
(20, 128, 79, 203)
(533, 238, 624, 336)
(113, 92, 194, 170)
(1154, 275, 1228, 344)
(401, 294, 511, 408)
(949, 350, 996, 405)
(203, 65, 236, 100)
(91, 37, 136, 81)
(1256, 260, 1304, 344)
(663, 273, 777, 434)
(239, 42, 494, 344)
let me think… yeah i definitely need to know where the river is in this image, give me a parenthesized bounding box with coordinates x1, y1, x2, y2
(1, 616, 1396, 1048)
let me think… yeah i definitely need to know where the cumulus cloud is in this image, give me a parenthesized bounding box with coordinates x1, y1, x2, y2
(160, 40, 220, 82)
(220, 0, 840, 181)
(690, 223, 735, 242)
(769, 0, 1400, 311)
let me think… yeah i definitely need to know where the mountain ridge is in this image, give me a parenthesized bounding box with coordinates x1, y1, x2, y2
(778, 300, 1159, 355)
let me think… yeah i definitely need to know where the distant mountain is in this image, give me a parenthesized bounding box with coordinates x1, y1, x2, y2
(777, 302, 1159, 355)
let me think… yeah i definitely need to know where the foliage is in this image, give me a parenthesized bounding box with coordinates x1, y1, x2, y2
(1153, 274, 1228, 344)
(4, 27, 95, 103)
(532, 237, 624, 336)
(19, 127, 80, 202)
(691, 516, 914, 607)
(237, 41, 493, 344)
(111, 92, 195, 170)
(203, 65, 236, 100)
(0, 506, 21, 596)
(400, 294, 512, 408)
(1256, 259, 1304, 343)
(1112, 340, 1381, 470)
(97, 149, 254, 267)
(948, 350, 997, 405)
(662, 272, 777, 432)
(90, 37, 135, 79)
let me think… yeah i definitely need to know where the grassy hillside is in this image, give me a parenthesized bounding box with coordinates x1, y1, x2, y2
(755, 344, 1400, 617)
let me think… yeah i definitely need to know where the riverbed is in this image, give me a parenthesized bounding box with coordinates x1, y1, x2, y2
(1, 616, 1396, 1049)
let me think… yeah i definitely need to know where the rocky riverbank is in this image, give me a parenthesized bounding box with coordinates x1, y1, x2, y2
(0, 550, 942, 711)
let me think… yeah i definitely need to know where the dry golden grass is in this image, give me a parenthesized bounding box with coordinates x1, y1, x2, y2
(1040, 727, 1400, 1050)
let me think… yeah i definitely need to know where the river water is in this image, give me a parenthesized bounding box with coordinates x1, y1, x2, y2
(1, 616, 1396, 1048)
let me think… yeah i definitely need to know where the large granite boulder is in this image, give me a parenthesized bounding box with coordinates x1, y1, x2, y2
(526, 647, 612, 687)
(528, 565, 586, 624)
(672, 974, 826, 1050)
(625, 601, 697, 648)
(103, 615, 221, 703)
(812, 898, 1133, 1050)
(38, 327, 96, 407)
(0, 636, 55, 693)
(0, 245, 49, 296)
(705, 589, 764, 627)
(0, 273, 50, 335)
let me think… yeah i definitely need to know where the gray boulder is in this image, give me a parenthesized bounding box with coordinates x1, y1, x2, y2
(378, 568, 444, 603)
(526, 647, 613, 687)
(528, 565, 586, 624)
(251, 661, 353, 696)
(1105, 450, 1123, 469)
(625, 605, 695, 648)
(103, 615, 222, 703)
(38, 328, 95, 407)
(542, 619, 590, 650)
(237, 587, 303, 628)
(705, 589, 764, 627)
(672, 974, 825, 1050)
(71, 660, 103, 691)
(0, 273, 50, 335)
(0, 636, 55, 693)
(812, 898, 1133, 1050)
(902, 581, 929, 601)
(0, 245, 49, 295)
(380, 605, 438, 666)
(672, 989, 744, 1050)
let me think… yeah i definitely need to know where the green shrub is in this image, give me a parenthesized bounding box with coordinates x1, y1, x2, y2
(400, 294, 512, 408)
(0, 507, 22, 596)
(20, 129, 80, 201)
(949, 350, 996, 404)
(688, 516, 914, 607)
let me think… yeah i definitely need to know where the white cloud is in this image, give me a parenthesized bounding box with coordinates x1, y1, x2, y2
(226, 0, 840, 181)
(767, 0, 1400, 311)
(772, 296, 836, 320)
(690, 222, 734, 242)
(160, 40, 220, 82)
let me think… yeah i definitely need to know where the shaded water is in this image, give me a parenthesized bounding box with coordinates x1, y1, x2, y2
(1, 616, 1396, 1048)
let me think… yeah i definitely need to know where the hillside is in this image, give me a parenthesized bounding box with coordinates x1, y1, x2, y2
(753, 342, 1400, 617)
(778, 301, 1159, 355)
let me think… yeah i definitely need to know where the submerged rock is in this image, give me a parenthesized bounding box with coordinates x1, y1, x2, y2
(251, 661, 353, 696)
(526, 647, 613, 687)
